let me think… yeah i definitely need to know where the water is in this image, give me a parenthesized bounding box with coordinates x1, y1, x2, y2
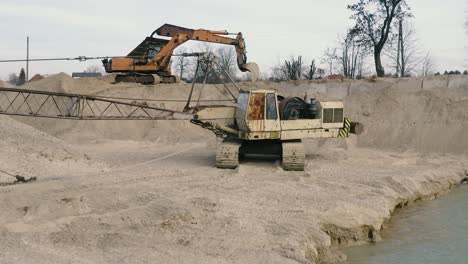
(345, 184, 468, 264)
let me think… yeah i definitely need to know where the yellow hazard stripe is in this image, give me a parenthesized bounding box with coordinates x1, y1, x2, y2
(337, 118, 352, 138)
(340, 118, 351, 138)
(338, 129, 349, 138)
(344, 118, 351, 128)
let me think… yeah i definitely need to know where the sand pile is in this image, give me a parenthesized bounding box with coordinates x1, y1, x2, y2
(20, 72, 74, 93)
(345, 87, 468, 154)
(0, 115, 105, 184)
(0, 80, 13, 88)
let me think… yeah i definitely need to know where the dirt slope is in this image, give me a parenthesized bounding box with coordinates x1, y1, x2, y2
(345, 87, 468, 154)
(0, 115, 105, 184)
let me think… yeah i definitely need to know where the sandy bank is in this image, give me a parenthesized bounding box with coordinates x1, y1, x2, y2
(0, 74, 467, 263)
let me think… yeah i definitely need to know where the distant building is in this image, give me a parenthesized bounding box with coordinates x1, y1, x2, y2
(29, 74, 44, 82)
(327, 74, 344, 80)
(72, 72, 102, 78)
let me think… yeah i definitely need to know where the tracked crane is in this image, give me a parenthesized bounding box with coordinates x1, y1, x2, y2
(102, 24, 253, 84)
(0, 54, 362, 171)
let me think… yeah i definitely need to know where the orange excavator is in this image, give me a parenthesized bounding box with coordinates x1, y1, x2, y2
(102, 24, 251, 84)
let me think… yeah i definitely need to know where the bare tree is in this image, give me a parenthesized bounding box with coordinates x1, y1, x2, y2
(187, 44, 237, 84)
(189, 44, 217, 83)
(271, 56, 306, 81)
(303, 59, 317, 80)
(8, 73, 18, 86)
(385, 20, 422, 77)
(321, 47, 338, 76)
(339, 31, 366, 79)
(270, 64, 287, 81)
(84, 65, 104, 74)
(420, 52, 434, 77)
(356, 52, 368, 78)
(284, 56, 305, 80)
(258, 72, 270, 81)
(384, 22, 427, 77)
(348, 0, 411, 77)
(216, 46, 238, 78)
(322, 30, 366, 79)
(172, 47, 191, 80)
(179, 43, 242, 83)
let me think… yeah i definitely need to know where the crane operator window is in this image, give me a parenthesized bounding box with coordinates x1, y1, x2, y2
(237, 93, 249, 112)
(145, 47, 160, 60)
(266, 93, 277, 120)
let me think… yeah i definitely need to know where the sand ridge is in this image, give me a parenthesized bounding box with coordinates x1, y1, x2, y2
(0, 80, 13, 88)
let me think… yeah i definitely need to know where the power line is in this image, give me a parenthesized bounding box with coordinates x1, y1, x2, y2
(0, 52, 205, 63)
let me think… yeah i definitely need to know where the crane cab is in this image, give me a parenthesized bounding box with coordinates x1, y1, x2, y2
(192, 89, 358, 170)
(235, 90, 280, 140)
(235, 89, 348, 141)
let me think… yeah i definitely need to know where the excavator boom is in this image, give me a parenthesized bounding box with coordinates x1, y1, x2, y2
(152, 24, 248, 71)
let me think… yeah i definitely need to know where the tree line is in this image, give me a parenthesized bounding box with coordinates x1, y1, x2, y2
(6, 68, 26, 86)
(171, 45, 253, 83)
(270, 0, 467, 81)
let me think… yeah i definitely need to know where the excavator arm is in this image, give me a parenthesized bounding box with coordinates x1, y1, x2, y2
(151, 24, 248, 72)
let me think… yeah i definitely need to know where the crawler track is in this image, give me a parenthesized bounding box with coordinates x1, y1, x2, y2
(282, 140, 305, 171)
(216, 138, 241, 169)
(115, 74, 157, 84)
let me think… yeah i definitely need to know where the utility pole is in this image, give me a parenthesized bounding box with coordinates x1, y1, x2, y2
(399, 20, 405, 78)
(180, 56, 184, 80)
(396, 22, 401, 77)
(26, 36, 29, 81)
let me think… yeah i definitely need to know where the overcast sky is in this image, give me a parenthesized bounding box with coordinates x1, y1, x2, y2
(0, 0, 466, 80)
